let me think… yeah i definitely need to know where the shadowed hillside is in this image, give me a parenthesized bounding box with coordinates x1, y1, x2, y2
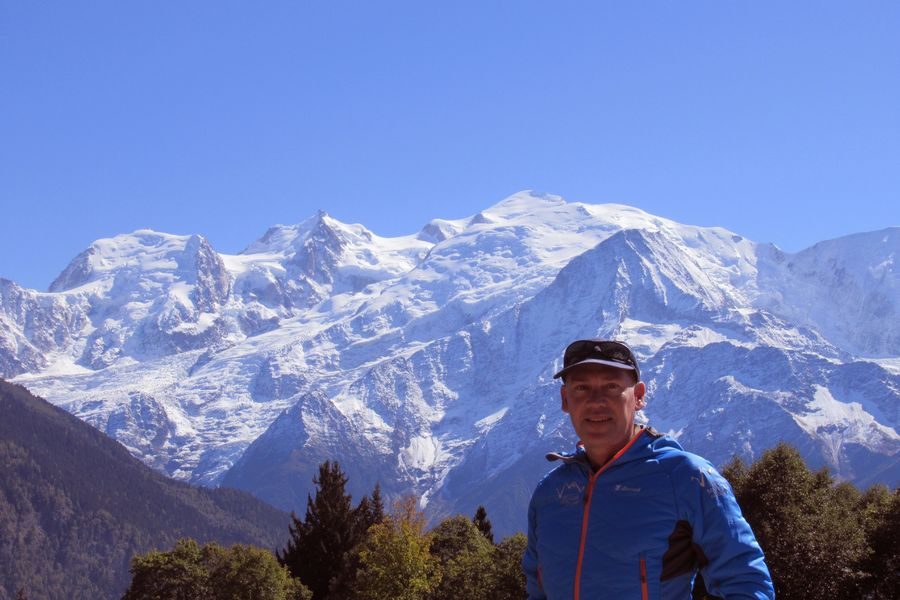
(0, 380, 290, 600)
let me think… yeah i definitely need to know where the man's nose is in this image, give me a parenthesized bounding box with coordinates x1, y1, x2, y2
(585, 388, 609, 402)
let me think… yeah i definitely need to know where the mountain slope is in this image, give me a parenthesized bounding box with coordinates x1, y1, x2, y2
(0, 380, 289, 600)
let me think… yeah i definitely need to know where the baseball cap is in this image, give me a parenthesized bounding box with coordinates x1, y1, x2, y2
(553, 339, 641, 381)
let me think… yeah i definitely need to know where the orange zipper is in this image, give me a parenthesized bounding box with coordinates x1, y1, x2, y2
(640, 555, 649, 600)
(572, 429, 644, 600)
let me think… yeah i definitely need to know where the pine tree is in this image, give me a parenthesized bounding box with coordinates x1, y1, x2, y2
(277, 460, 374, 599)
(472, 505, 494, 544)
(329, 484, 387, 599)
(354, 483, 386, 536)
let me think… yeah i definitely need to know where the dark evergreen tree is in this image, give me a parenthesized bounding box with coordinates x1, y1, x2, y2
(277, 512, 310, 577)
(277, 461, 372, 600)
(353, 483, 385, 538)
(329, 484, 386, 599)
(472, 505, 494, 544)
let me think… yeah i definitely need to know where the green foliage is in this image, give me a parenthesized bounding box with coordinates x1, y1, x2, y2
(854, 485, 900, 599)
(490, 532, 528, 600)
(353, 497, 440, 600)
(427, 515, 494, 600)
(722, 443, 878, 600)
(123, 539, 209, 600)
(122, 539, 312, 600)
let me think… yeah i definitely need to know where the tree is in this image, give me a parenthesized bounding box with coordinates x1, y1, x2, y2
(123, 539, 311, 600)
(329, 484, 386, 599)
(205, 543, 312, 600)
(428, 515, 494, 600)
(277, 461, 367, 599)
(353, 496, 440, 600)
(357, 483, 385, 533)
(490, 533, 527, 600)
(472, 505, 494, 544)
(123, 538, 210, 600)
(721, 444, 869, 600)
(854, 486, 900, 599)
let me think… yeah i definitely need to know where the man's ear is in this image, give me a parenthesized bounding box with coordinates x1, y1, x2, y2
(560, 384, 570, 414)
(633, 381, 646, 410)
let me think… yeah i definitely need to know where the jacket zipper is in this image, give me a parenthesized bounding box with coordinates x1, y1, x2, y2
(640, 554, 649, 600)
(572, 430, 645, 600)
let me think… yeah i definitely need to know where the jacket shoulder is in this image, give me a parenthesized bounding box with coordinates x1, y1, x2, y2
(530, 459, 586, 502)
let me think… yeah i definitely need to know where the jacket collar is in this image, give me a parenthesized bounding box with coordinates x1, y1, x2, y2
(545, 425, 666, 468)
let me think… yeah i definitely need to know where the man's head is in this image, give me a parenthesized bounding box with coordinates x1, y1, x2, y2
(553, 339, 640, 383)
(555, 340, 645, 467)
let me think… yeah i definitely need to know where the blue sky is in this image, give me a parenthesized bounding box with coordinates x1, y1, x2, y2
(2, 1, 898, 291)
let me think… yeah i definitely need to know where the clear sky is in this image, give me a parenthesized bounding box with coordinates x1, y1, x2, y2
(2, 1, 898, 291)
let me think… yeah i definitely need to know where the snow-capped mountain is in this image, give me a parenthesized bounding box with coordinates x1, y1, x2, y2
(3, 192, 897, 535)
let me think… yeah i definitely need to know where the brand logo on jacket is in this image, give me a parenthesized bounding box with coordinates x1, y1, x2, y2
(692, 467, 731, 500)
(556, 481, 585, 505)
(614, 484, 641, 494)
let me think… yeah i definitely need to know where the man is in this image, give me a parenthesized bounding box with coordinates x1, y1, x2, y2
(523, 339, 774, 599)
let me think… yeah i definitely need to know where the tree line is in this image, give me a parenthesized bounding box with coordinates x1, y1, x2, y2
(118, 445, 898, 600)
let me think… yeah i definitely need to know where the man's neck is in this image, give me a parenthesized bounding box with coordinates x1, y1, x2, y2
(585, 425, 643, 471)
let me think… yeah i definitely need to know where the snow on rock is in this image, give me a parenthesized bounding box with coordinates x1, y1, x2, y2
(3, 191, 898, 536)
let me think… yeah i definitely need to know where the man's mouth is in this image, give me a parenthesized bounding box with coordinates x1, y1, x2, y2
(585, 416, 612, 424)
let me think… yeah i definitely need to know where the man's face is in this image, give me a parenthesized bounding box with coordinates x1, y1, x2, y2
(560, 364, 646, 466)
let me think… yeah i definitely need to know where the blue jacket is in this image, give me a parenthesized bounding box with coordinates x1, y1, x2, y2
(523, 427, 774, 599)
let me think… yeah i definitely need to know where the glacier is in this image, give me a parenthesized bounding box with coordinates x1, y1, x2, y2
(2, 191, 897, 535)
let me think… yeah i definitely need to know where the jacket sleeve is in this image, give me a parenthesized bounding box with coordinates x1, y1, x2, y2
(522, 494, 547, 600)
(674, 458, 775, 600)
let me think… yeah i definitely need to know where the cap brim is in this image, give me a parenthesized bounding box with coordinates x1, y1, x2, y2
(553, 358, 637, 379)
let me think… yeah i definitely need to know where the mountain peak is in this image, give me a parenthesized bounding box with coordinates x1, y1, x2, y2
(48, 230, 196, 292)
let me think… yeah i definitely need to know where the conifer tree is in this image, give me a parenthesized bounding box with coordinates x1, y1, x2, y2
(277, 460, 378, 599)
(472, 505, 494, 544)
(355, 483, 386, 536)
(329, 484, 387, 599)
(277, 461, 355, 599)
